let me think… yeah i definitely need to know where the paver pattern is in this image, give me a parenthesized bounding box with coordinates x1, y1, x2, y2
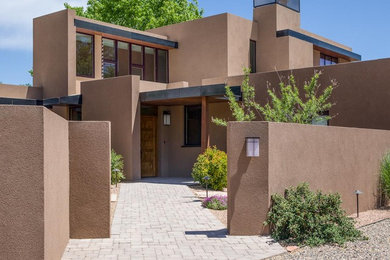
(63, 178, 285, 259)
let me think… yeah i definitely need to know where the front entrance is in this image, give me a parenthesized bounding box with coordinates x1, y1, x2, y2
(141, 115, 157, 177)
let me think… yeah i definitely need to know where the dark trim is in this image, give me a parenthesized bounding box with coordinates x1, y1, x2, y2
(276, 29, 361, 60)
(140, 84, 241, 102)
(0, 95, 82, 107)
(253, 1, 300, 13)
(75, 19, 178, 49)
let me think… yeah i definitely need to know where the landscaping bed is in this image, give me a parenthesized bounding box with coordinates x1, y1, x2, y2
(188, 184, 228, 226)
(110, 183, 120, 225)
(269, 218, 390, 260)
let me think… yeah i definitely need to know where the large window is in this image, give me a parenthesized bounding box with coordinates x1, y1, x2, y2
(76, 33, 94, 77)
(184, 105, 201, 146)
(101, 37, 169, 83)
(253, 0, 300, 12)
(250, 40, 257, 73)
(320, 53, 338, 66)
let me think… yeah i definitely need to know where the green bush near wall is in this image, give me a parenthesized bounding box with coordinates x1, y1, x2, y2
(265, 183, 364, 247)
(111, 149, 125, 185)
(380, 151, 390, 201)
(191, 147, 227, 191)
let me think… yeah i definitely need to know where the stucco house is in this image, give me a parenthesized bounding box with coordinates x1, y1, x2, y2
(1, 0, 389, 181)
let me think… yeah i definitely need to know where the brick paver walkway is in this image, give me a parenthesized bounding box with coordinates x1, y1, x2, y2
(62, 178, 285, 259)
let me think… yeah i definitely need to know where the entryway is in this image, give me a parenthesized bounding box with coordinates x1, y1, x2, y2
(141, 115, 157, 177)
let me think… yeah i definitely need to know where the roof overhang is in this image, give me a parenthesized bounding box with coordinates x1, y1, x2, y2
(0, 95, 82, 107)
(75, 19, 178, 49)
(276, 29, 361, 61)
(140, 84, 241, 106)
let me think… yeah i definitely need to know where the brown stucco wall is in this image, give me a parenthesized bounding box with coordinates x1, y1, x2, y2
(157, 105, 201, 177)
(0, 84, 43, 99)
(224, 58, 390, 131)
(34, 9, 76, 98)
(82, 76, 141, 180)
(69, 121, 111, 238)
(148, 14, 229, 86)
(0, 106, 69, 259)
(43, 109, 70, 260)
(228, 121, 390, 235)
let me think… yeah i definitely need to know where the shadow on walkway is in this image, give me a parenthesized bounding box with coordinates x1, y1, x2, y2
(185, 229, 228, 238)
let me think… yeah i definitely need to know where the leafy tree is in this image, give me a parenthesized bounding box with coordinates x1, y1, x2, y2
(212, 69, 336, 126)
(64, 0, 203, 31)
(260, 72, 335, 124)
(28, 69, 33, 77)
(212, 68, 259, 127)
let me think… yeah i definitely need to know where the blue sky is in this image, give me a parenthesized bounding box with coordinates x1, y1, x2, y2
(1, 0, 389, 85)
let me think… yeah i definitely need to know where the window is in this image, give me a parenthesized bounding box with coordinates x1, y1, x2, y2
(69, 106, 82, 121)
(250, 40, 257, 73)
(157, 49, 168, 83)
(100, 37, 169, 82)
(76, 33, 94, 77)
(102, 38, 116, 78)
(320, 53, 338, 66)
(184, 105, 201, 146)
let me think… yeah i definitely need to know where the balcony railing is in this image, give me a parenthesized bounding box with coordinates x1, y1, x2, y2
(253, 0, 300, 12)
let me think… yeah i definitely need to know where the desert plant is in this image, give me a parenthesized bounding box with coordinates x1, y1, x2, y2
(265, 183, 363, 247)
(380, 151, 390, 200)
(202, 195, 228, 210)
(191, 146, 227, 191)
(212, 68, 259, 127)
(212, 69, 336, 126)
(111, 149, 125, 185)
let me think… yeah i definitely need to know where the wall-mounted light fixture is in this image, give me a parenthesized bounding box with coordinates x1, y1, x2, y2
(163, 111, 171, 126)
(246, 137, 260, 157)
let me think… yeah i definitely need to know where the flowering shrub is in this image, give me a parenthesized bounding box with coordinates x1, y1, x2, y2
(265, 183, 363, 247)
(202, 195, 228, 210)
(191, 146, 227, 191)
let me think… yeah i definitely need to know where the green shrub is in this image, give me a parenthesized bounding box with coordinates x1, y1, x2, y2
(111, 149, 125, 185)
(380, 151, 390, 200)
(265, 183, 363, 247)
(191, 146, 227, 191)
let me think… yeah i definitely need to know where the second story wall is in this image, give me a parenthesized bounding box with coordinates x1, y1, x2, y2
(149, 14, 229, 86)
(34, 9, 76, 98)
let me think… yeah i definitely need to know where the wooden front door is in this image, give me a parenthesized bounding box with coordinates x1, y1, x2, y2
(141, 116, 157, 177)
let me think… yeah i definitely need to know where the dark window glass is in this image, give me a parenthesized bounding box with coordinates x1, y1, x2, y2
(76, 33, 94, 77)
(132, 45, 143, 65)
(102, 38, 116, 78)
(320, 53, 338, 66)
(131, 67, 144, 80)
(144, 47, 155, 81)
(117, 41, 129, 76)
(250, 40, 256, 73)
(185, 105, 201, 146)
(157, 49, 168, 83)
(103, 62, 116, 78)
(69, 106, 82, 121)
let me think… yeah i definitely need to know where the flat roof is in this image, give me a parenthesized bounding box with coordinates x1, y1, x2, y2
(75, 19, 178, 49)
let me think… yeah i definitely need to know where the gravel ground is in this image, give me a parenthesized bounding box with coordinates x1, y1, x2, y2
(110, 183, 120, 225)
(188, 184, 228, 226)
(269, 218, 390, 260)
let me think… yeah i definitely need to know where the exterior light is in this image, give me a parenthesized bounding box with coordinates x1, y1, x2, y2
(163, 111, 171, 126)
(246, 137, 260, 157)
(203, 176, 210, 198)
(355, 190, 363, 218)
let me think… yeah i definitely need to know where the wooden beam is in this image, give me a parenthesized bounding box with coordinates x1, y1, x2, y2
(201, 96, 210, 152)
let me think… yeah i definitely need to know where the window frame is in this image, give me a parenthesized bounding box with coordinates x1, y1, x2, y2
(76, 32, 95, 78)
(101, 37, 169, 83)
(320, 53, 339, 66)
(184, 105, 202, 147)
(250, 40, 257, 73)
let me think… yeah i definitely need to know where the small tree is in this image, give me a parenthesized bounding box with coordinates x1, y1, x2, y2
(212, 69, 336, 126)
(260, 72, 335, 124)
(212, 68, 259, 127)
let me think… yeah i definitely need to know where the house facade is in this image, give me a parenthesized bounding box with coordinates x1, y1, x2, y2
(1, 0, 390, 180)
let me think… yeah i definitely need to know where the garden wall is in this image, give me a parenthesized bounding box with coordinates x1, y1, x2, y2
(0, 105, 111, 259)
(227, 121, 390, 235)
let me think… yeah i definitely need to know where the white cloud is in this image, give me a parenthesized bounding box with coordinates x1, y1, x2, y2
(0, 0, 87, 50)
